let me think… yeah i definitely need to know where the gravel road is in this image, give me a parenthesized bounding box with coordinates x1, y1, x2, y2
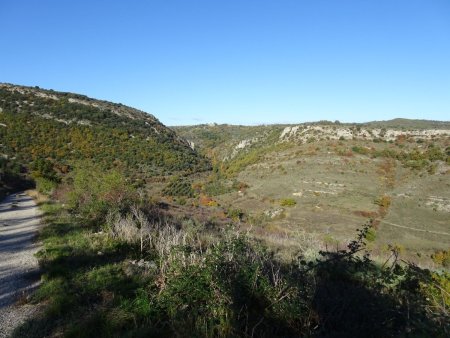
(0, 192, 42, 338)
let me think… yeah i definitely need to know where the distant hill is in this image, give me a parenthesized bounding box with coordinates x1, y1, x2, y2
(0, 83, 210, 180)
(174, 119, 450, 161)
(363, 118, 450, 130)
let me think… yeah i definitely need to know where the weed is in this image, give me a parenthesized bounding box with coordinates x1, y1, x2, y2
(280, 198, 296, 207)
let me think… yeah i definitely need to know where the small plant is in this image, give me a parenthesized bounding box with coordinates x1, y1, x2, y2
(231, 180, 249, 191)
(35, 177, 57, 195)
(351, 145, 369, 155)
(199, 195, 219, 207)
(226, 207, 244, 221)
(374, 195, 391, 209)
(431, 250, 450, 268)
(365, 228, 376, 242)
(176, 197, 187, 205)
(280, 198, 296, 207)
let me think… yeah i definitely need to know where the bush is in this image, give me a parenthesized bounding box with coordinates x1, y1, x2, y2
(365, 228, 376, 242)
(199, 195, 219, 207)
(157, 234, 306, 336)
(374, 195, 391, 209)
(66, 166, 135, 223)
(35, 177, 57, 195)
(226, 207, 244, 221)
(352, 146, 369, 155)
(431, 250, 450, 268)
(280, 198, 296, 207)
(162, 176, 195, 197)
(203, 179, 232, 196)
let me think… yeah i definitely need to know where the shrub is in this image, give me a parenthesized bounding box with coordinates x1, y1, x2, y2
(199, 195, 218, 207)
(203, 179, 231, 196)
(374, 195, 391, 209)
(31, 158, 59, 182)
(66, 166, 135, 223)
(365, 228, 376, 242)
(431, 250, 450, 268)
(426, 146, 445, 161)
(162, 176, 195, 197)
(35, 177, 58, 195)
(352, 146, 369, 155)
(231, 180, 249, 191)
(226, 207, 244, 221)
(280, 198, 296, 207)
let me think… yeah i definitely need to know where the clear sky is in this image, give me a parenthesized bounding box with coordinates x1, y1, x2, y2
(1, 0, 449, 125)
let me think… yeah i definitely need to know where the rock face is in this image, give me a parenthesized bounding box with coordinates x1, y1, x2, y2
(174, 121, 450, 163)
(279, 125, 450, 142)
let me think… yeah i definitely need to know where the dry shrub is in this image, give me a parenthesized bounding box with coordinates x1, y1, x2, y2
(395, 134, 407, 144)
(375, 195, 392, 209)
(199, 195, 218, 207)
(377, 159, 396, 188)
(26, 189, 49, 204)
(107, 206, 196, 274)
(108, 211, 140, 244)
(353, 210, 378, 218)
(371, 219, 381, 229)
(431, 250, 450, 267)
(51, 183, 71, 202)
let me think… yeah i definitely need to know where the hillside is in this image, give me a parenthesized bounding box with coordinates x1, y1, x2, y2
(1, 98, 447, 336)
(7, 117, 447, 337)
(174, 120, 450, 160)
(0, 83, 210, 185)
(174, 121, 450, 263)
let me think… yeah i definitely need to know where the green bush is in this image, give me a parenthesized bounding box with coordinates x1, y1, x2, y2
(35, 177, 57, 195)
(365, 228, 376, 242)
(226, 207, 244, 221)
(162, 176, 195, 197)
(352, 146, 369, 155)
(66, 166, 135, 222)
(203, 179, 232, 196)
(280, 198, 296, 207)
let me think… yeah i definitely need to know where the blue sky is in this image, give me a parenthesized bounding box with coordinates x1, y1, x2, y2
(1, 0, 449, 125)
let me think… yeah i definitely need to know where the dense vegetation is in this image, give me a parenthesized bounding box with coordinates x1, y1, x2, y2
(0, 157, 33, 198)
(12, 167, 449, 337)
(0, 84, 210, 179)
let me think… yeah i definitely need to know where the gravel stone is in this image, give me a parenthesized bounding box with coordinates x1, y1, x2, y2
(0, 193, 42, 338)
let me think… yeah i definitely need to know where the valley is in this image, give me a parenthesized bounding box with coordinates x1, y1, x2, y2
(0, 84, 448, 337)
(175, 122, 450, 264)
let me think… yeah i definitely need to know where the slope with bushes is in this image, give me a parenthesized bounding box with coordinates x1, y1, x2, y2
(0, 83, 210, 181)
(14, 168, 450, 337)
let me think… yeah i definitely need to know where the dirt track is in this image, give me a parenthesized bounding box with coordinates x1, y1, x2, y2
(0, 192, 42, 337)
